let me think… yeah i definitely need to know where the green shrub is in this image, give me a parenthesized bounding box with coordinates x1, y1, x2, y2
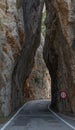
(34, 76, 40, 84)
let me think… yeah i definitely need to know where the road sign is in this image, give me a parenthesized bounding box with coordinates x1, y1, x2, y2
(60, 90, 67, 99)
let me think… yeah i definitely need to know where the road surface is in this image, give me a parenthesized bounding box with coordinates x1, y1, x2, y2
(1, 100, 75, 130)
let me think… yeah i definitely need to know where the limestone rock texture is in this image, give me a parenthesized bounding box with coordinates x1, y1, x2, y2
(24, 35, 51, 101)
(11, 0, 44, 111)
(0, 0, 44, 117)
(44, 0, 75, 113)
(0, 0, 75, 118)
(0, 0, 25, 117)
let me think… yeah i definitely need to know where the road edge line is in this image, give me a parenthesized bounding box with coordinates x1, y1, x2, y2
(48, 105, 75, 130)
(0, 102, 29, 130)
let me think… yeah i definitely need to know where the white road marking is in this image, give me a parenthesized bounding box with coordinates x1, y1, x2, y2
(48, 105, 75, 130)
(0, 100, 49, 130)
(0, 102, 29, 130)
(1, 101, 75, 130)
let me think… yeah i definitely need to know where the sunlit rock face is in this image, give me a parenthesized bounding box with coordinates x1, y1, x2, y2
(24, 35, 51, 101)
(44, 0, 75, 113)
(0, 0, 25, 117)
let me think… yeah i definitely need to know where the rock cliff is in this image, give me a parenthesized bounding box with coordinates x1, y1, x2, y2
(0, 0, 44, 117)
(44, 0, 75, 113)
(24, 35, 51, 101)
(0, 0, 25, 117)
(0, 0, 75, 118)
(11, 0, 44, 111)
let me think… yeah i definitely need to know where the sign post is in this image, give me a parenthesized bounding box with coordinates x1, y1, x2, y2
(60, 90, 67, 100)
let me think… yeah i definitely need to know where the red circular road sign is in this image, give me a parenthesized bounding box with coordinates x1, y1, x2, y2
(60, 90, 67, 99)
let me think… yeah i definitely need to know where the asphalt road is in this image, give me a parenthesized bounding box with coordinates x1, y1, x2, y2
(1, 100, 75, 130)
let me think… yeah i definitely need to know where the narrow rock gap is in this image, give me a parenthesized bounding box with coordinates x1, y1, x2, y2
(0, 0, 75, 122)
(23, 4, 51, 102)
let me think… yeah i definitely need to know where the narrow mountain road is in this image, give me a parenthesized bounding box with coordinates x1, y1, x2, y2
(1, 100, 75, 130)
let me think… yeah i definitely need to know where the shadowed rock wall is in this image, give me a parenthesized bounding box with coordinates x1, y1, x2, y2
(11, 0, 44, 111)
(44, 0, 75, 113)
(0, 0, 44, 117)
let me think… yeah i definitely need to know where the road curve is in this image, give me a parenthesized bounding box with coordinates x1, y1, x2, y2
(1, 100, 74, 130)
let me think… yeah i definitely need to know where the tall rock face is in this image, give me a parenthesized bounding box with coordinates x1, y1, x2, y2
(0, 0, 44, 117)
(24, 35, 51, 101)
(0, 0, 75, 118)
(44, 0, 75, 113)
(11, 0, 44, 111)
(0, 0, 25, 117)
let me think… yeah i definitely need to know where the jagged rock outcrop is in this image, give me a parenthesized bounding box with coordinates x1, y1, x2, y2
(44, 0, 75, 113)
(24, 35, 51, 101)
